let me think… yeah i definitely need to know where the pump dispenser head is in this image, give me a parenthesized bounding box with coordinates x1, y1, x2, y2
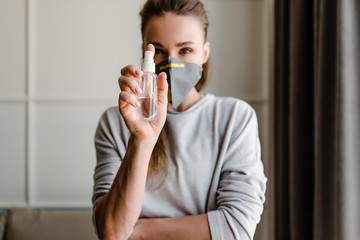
(142, 51, 155, 73)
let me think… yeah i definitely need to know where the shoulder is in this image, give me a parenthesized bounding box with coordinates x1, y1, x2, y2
(99, 106, 121, 122)
(96, 106, 124, 130)
(95, 106, 129, 144)
(206, 94, 257, 122)
(213, 95, 254, 109)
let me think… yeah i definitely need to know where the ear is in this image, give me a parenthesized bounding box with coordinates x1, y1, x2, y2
(203, 41, 211, 64)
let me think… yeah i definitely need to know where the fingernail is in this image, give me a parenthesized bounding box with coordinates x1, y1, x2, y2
(135, 69, 143, 76)
(136, 101, 141, 107)
(136, 86, 142, 94)
(160, 72, 167, 79)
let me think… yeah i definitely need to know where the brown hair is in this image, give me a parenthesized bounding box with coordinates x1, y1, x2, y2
(139, 0, 210, 181)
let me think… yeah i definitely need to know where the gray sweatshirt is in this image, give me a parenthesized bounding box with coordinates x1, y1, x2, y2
(92, 93, 267, 240)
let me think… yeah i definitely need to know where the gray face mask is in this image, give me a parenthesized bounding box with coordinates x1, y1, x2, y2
(156, 57, 203, 108)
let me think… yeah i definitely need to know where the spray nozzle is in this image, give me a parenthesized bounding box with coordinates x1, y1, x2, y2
(142, 51, 155, 73)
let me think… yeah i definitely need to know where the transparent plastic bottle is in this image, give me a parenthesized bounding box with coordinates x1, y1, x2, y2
(137, 51, 157, 121)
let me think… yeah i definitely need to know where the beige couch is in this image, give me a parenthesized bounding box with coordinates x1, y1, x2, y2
(0, 207, 98, 240)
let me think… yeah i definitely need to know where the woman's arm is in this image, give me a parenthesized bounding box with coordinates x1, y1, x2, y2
(94, 44, 169, 240)
(130, 214, 211, 240)
(95, 136, 155, 240)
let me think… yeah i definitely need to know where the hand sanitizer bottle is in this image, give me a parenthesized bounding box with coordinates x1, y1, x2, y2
(137, 51, 157, 121)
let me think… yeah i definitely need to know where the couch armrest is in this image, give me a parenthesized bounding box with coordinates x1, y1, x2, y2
(0, 211, 8, 240)
(5, 208, 97, 240)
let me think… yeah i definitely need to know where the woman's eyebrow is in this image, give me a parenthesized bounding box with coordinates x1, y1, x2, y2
(148, 41, 196, 47)
(176, 41, 196, 47)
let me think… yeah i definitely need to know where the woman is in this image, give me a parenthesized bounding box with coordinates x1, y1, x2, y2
(92, 0, 267, 239)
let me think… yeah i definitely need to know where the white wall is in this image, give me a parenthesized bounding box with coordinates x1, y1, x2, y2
(0, 0, 272, 239)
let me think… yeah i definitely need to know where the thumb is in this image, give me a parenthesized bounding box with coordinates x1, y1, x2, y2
(157, 72, 168, 106)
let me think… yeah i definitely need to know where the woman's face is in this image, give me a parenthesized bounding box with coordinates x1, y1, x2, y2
(143, 12, 210, 66)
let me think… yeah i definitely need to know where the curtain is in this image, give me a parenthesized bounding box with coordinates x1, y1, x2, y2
(274, 0, 360, 239)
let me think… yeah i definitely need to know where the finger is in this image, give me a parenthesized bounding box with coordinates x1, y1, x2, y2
(145, 43, 155, 56)
(119, 91, 140, 109)
(121, 64, 143, 78)
(118, 75, 142, 94)
(157, 72, 168, 106)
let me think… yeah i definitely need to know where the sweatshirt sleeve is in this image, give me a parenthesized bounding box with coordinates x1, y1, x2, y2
(92, 107, 129, 209)
(207, 104, 267, 240)
(91, 107, 133, 236)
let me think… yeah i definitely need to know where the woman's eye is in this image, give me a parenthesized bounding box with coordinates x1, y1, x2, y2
(179, 48, 192, 54)
(155, 48, 165, 55)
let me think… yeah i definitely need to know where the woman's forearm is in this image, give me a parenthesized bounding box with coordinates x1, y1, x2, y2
(131, 214, 211, 240)
(95, 136, 156, 240)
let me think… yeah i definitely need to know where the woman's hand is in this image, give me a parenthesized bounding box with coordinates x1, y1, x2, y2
(118, 44, 168, 143)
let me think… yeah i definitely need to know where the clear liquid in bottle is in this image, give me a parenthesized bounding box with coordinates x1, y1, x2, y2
(137, 72, 157, 121)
